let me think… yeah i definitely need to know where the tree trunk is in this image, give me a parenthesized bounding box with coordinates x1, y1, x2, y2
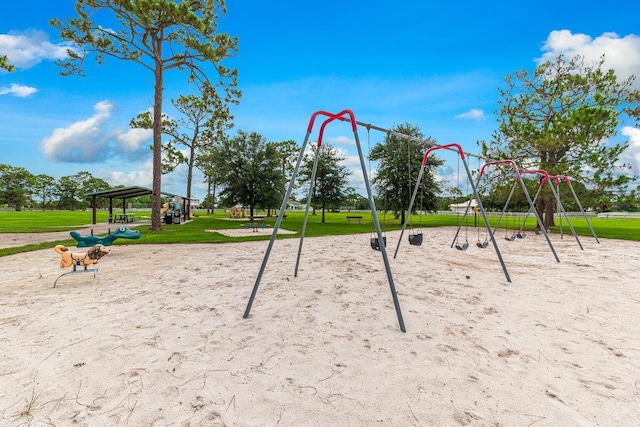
(212, 182, 216, 214)
(150, 58, 164, 231)
(186, 145, 195, 201)
(544, 197, 555, 228)
(535, 197, 555, 230)
(206, 177, 212, 214)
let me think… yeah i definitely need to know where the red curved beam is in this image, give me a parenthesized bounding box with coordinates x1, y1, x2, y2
(552, 175, 572, 186)
(521, 169, 551, 185)
(421, 143, 465, 166)
(478, 159, 519, 178)
(306, 110, 357, 147)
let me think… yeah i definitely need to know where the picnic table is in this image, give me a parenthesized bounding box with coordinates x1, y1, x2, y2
(111, 213, 135, 223)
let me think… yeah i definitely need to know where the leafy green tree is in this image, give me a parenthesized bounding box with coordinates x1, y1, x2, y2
(51, 0, 240, 230)
(369, 123, 443, 223)
(0, 55, 14, 72)
(32, 174, 58, 210)
(342, 187, 368, 210)
(615, 189, 639, 212)
(54, 171, 109, 210)
(196, 146, 222, 213)
(271, 139, 299, 196)
(84, 175, 111, 209)
(214, 130, 284, 218)
(56, 175, 83, 211)
(482, 55, 639, 224)
(0, 165, 33, 210)
(298, 144, 351, 223)
(131, 84, 234, 205)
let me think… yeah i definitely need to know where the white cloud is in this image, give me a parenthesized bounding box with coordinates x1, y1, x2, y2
(99, 159, 189, 197)
(538, 30, 640, 89)
(0, 83, 37, 97)
(620, 126, 640, 178)
(117, 127, 152, 152)
(0, 30, 72, 69)
(326, 135, 355, 146)
(456, 109, 486, 120)
(100, 161, 154, 188)
(40, 100, 115, 162)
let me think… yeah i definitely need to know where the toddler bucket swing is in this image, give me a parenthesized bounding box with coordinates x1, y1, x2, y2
(454, 156, 469, 251)
(504, 213, 517, 241)
(516, 213, 526, 239)
(408, 139, 423, 246)
(476, 219, 489, 248)
(368, 127, 388, 252)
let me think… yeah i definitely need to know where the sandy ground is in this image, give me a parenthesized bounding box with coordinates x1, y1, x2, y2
(1, 227, 639, 426)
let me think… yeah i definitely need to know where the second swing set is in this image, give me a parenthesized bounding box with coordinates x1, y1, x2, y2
(394, 143, 513, 283)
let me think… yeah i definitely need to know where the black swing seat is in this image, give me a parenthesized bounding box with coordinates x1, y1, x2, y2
(517, 232, 526, 238)
(476, 241, 488, 248)
(370, 236, 387, 251)
(408, 232, 423, 246)
(505, 235, 516, 241)
(455, 241, 469, 251)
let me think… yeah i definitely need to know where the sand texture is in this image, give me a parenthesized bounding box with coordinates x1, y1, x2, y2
(1, 227, 639, 426)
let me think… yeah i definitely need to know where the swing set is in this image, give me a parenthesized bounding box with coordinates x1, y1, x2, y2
(552, 175, 600, 244)
(456, 160, 561, 263)
(243, 109, 406, 332)
(243, 109, 600, 334)
(394, 143, 512, 283)
(518, 169, 587, 251)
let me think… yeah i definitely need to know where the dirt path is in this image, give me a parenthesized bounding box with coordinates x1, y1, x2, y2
(0, 223, 133, 249)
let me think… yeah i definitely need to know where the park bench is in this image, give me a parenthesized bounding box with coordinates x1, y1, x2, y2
(346, 215, 363, 224)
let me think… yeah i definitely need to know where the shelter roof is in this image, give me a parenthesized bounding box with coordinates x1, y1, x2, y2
(88, 186, 181, 200)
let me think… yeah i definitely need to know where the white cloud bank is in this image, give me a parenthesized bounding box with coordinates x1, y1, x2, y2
(0, 30, 71, 69)
(41, 101, 115, 162)
(538, 30, 640, 89)
(40, 100, 152, 164)
(620, 126, 640, 179)
(0, 83, 37, 97)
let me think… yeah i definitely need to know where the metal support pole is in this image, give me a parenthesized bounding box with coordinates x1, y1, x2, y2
(479, 162, 560, 263)
(394, 166, 425, 258)
(563, 177, 599, 243)
(243, 131, 311, 319)
(519, 176, 561, 263)
(546, 178, 583, 250)
(353, 126, 406, 332)
(462, 155, 511, 283)
(488, 180, 518, 238)
(294, 141, 321, 277)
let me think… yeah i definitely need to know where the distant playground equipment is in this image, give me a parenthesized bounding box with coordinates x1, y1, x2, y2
(70, 226, 141, 248)
(53, 244, 111, 288)
(242, 215, 267, 232)
(228, 206, 246, 218)
(517, 169, 596, 250)
(161, 198, 184, 224)
(393, 143, 512, 284)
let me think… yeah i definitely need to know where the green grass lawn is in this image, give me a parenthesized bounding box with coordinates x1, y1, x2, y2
(0, 209, 638, 257)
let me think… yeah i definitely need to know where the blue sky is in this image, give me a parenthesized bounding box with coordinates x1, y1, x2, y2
(2, 1, 640, 202)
